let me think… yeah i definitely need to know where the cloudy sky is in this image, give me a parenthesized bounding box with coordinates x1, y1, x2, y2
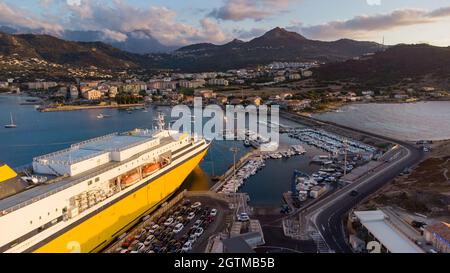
(1, 0, 450, 46)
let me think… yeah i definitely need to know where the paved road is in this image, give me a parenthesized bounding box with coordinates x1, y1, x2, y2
(281, 111, 424, 253)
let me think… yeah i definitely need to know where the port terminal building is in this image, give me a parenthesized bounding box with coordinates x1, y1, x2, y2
(352, 210, 424, 253)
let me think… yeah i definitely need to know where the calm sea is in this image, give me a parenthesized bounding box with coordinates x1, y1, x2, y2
(313, 101, 450, 141)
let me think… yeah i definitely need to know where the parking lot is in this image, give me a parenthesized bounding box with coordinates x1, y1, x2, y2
(108, 194, 231, 253)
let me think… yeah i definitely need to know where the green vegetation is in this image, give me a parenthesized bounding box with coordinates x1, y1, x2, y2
(178, 87, 194, 96)
(115, 94, 143, 104)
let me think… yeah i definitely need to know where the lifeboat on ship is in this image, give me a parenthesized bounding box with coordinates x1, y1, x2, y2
(121, 170, 141, 188)
(142, 162, 161, 177)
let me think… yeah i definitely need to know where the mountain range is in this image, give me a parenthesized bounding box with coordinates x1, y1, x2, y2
(315, 43, 450, 85)
(0, 27, 386, 72)
(160, 27, 384, 71)
(3, 27, 447, 77)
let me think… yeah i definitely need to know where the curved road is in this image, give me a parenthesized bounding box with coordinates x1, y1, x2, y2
(281, 111, 424, 253)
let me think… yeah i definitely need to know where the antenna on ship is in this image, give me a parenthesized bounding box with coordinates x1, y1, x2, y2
(154, 112, 165, 132)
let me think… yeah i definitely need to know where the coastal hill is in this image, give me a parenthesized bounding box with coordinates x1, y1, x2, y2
(315, 44, 450, 85)
(0, 26, 175, 54)
(162, 27, 384, 71)
(0, 32, 140, 69)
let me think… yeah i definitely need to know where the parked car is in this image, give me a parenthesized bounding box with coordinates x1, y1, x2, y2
(238, 212, 250, 222)
(210, 209, 218, 217)
(175, 216, 184, 223)
(164, 217, 175, 226)
(195, 227, 204, 237)
(173, 223, 184, 233)
(136, 243, 146, 253)
(188, 234, 197, 244)
(193, 220, 202, 229)
(148, 224, 159, 234)
(191, 202, 202, 209)
(134, 229, 147, 240)
(181, 241, 192, 252)
(121, 236, 135, 248)
(187, 212, 195, 220)
(144, 235, 155, 246)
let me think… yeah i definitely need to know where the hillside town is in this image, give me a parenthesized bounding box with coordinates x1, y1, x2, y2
(1, 58, 449, 113)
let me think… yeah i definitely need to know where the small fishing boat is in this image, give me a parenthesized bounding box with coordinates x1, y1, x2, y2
(4, 113, 17, 128)
(97, 114, 112, 119)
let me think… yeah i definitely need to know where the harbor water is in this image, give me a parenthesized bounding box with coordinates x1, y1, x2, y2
(5, 96, 448, 206)
(313, 101, 450, 141)
(0, 95, 325, 206)
(0, 95, 251, 192)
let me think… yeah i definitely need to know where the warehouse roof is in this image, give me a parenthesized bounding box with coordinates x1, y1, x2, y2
(354, 210, 424, 253)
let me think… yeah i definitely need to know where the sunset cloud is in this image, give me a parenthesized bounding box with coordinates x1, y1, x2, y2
(1, 0, 450, 47)
(0, 0, 229, 45)
(209, 0, 294, 21)
(0, 2, 63, 35)
(298, 6, 450, 40)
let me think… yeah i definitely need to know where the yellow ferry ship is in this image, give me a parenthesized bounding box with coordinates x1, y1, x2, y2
(0, 116, 209, 253)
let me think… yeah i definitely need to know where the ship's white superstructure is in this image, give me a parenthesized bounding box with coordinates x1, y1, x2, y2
(0, 127, 209, 253)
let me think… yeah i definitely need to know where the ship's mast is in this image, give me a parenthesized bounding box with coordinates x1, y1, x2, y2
(157, 112, 165, 131)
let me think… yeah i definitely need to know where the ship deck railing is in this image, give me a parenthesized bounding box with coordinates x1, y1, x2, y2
(70, 132, 118, 149)
(32, 131, 158, 166)
(33, 150, 108, 166)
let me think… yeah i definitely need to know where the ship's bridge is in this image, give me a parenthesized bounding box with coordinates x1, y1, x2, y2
(32, 129, 161, 177)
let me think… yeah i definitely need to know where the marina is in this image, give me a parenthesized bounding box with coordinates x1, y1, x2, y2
(217, 145, 307, 194)
(288, 128, 377, 157)
(282, 128, 378, 206)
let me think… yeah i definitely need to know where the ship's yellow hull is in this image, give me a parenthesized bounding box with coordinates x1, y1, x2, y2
(34, 149, 208, 253)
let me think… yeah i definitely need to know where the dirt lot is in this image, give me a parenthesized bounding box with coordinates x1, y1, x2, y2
(361, 141, 450, 219)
